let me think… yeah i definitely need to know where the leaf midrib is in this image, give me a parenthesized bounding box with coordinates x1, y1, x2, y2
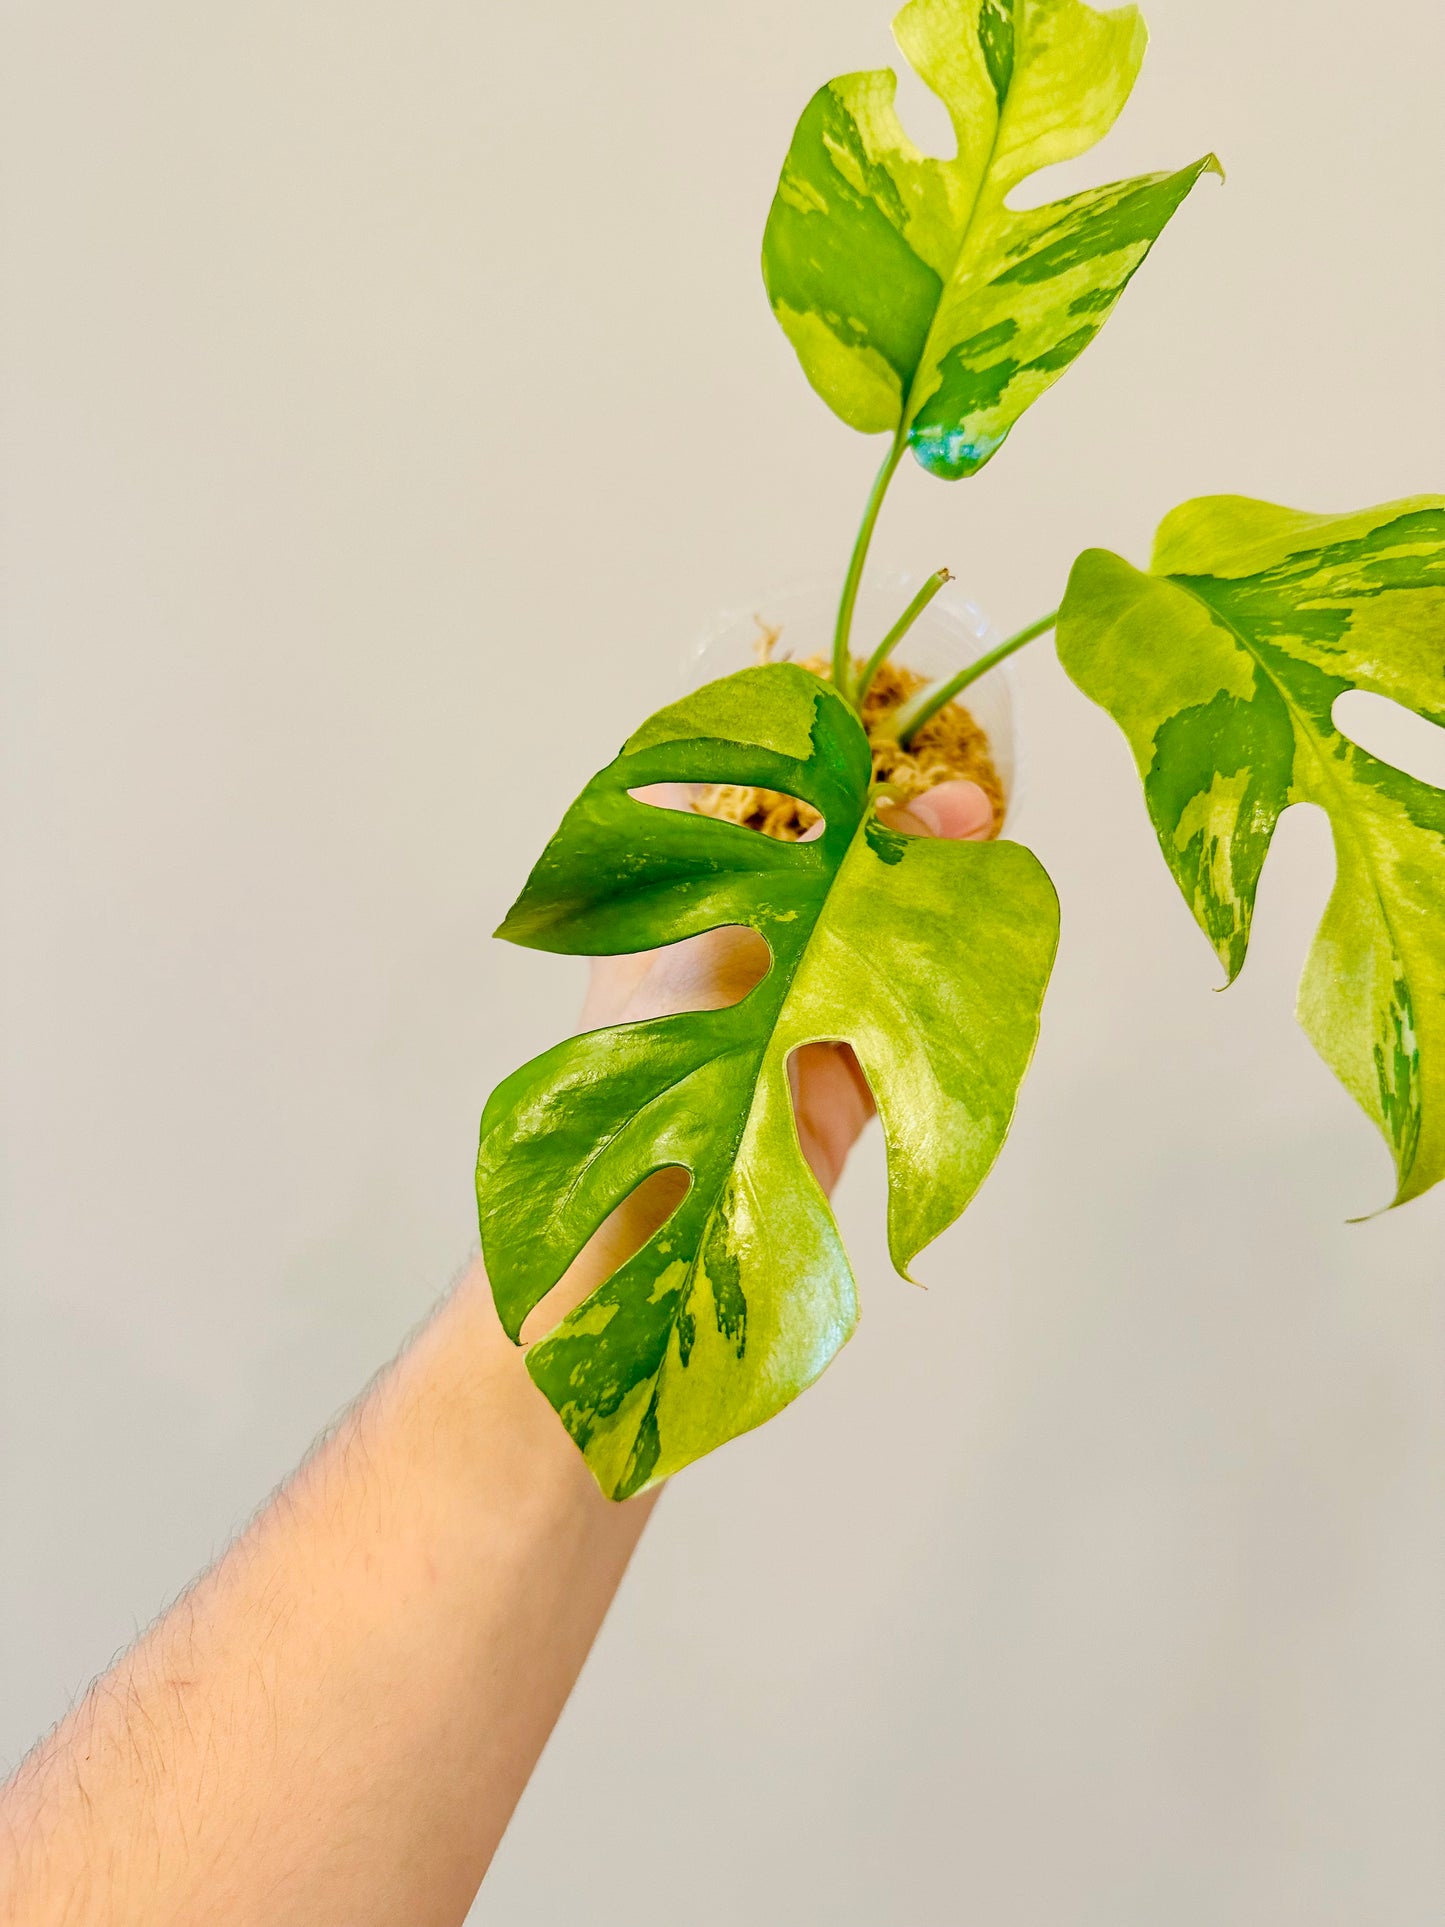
(610, 794, 885, 1426)
(903, 5, 1022, 428)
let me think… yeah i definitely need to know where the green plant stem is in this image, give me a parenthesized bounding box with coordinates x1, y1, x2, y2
(891, 609, 1059, 744)
(854, 569, 953, 708)
(833, 434, 906, 702)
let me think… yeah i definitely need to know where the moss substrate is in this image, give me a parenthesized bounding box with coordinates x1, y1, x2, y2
(692, 650, 1004, 842)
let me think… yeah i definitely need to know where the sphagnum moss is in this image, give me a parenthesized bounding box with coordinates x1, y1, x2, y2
(693, 652, 1004, 842)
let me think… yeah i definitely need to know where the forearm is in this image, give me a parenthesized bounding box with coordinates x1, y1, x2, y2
(1, 1255, 656, 1927)
(0, 801, 967, 1922)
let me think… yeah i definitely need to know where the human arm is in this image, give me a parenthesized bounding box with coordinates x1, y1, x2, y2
(0, 782, 993, 1927)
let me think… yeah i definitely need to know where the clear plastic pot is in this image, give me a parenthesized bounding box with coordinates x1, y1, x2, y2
(683, 570, 1019, 826)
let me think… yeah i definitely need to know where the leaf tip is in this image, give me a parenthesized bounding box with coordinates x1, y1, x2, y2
(1345, 1198, 1397, 1227)
(1212, 951, 1247, 994)
(889, 1241, 929, 1289)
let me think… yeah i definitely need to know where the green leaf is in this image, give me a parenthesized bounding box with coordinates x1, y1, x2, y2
(1057, 494, 1445, 1208)
(478, 666, 1059, 1497)
(762, 0, 1219, 479)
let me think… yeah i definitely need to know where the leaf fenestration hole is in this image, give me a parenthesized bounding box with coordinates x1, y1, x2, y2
(518, 1166, 693, 1346)
(890, 55, 956, 167)
(584, 926, 772, 1023)
(1333, 691, 1445, 790)
(628, 783, 825, 842)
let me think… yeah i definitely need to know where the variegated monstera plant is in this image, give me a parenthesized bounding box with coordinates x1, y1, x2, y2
(478, 0, 1445, 1499)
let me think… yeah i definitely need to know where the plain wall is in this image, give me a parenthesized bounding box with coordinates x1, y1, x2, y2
(3, 2, 1444, 1919)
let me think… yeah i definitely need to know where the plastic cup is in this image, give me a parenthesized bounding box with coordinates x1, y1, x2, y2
(683, 570, 1019, 826)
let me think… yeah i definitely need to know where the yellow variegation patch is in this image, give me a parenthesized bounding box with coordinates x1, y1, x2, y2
(1171, 767, 1256, 966)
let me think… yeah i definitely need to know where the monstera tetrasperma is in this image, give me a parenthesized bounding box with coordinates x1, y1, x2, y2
(763, 0, 1219, 479)
(478, 669, 1058, 1498)
(474, 0, 1440, 1499)
(1058, 495, 1445, 1208)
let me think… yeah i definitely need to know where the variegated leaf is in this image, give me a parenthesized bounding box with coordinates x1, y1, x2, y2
(1057, 495, 1445, 1207)
(762, 0, 1219, 478)
(478, 666, 1058, 1497)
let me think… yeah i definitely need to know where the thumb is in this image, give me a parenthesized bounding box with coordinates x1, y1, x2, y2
(883, 778, 995, 841)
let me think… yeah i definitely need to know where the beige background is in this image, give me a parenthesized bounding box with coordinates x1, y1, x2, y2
(4, 2, 1445, 1919)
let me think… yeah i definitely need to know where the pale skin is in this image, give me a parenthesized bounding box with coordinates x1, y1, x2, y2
(0, 781, 995, 1926)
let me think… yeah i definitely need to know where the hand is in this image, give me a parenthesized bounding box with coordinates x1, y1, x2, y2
(0, 779, 1000, 1927)
(579, 779, 997, 1196)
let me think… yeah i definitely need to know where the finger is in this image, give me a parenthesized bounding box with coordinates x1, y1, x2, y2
(583, 923, 770, 1029)
(788, 1041, 875, 1193)
(579, 951, 655, 1029)
(629, 780, 697, 814)
(881, 778, 995, 842)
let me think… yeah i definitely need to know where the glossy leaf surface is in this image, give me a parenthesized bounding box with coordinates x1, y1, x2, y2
(479, 666, 1058, 1496)
(762, 0, 1218, 478)
(1058, 495, 1445, 1207)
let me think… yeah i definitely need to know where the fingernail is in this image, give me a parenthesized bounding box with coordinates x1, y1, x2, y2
(909, 781, 994, 840)
(908, 793, 946, 835)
